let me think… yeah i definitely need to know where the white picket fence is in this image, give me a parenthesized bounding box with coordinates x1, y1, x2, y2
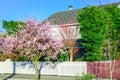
(0, 59, 87, 76)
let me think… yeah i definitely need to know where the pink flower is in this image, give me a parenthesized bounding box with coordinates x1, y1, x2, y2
(1, 19, 63, 60)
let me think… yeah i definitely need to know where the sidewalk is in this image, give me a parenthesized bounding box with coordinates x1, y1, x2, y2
(0, 74, 115, 80)
(0, 74, 74, 80)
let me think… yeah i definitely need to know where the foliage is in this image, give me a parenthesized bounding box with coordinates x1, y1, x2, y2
(36, 47, 69, 62)
(78, 4, 120, 61)
(0, 32, 7, 39)
(0, 53, 18, 61)
(78, 6, 110, 61)
(75, 73, 95, 80)
(103, 4, 120, 60)
(0, 19, 64, 80)
(115, 52, 120, 60)
(57, 47, 69, 61)
(101, 4, 120, 80)
(57, 53, 69, 61)
(2, 20, 25, 35)
(75, 57, 84, 62)
(0, 19, 63, 61)
(16, 55, 30, 61)
(0, 53, 3, 61)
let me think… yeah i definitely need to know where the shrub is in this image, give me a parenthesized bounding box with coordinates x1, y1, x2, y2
(75, 73, 95, 80)
(57, 47, 69, 61)
(78, 6, 111, 61)
(75, 57, 84, 62)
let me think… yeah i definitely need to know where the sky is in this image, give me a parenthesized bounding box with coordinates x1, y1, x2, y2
(0, 0, 120, 31)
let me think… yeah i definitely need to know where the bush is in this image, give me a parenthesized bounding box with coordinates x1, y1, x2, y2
(78, 6, 109, 61)
(75, 73, 95, 80)
(57, 47, 69, 61)
(75, 57, 84, 62)
(115, 52, 120, 60)
(57, 53, 69, 61)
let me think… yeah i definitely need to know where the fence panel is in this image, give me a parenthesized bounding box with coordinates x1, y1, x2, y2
(0, 59, 87, 76)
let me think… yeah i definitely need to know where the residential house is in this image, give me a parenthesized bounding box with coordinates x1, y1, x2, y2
(44, 5, 84, 61)
(43, 2, 120, 61)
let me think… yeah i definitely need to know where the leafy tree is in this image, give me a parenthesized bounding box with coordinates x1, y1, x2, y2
(104, 4, 120, 60)
(103, 5, 120, 80)
(78, 6, 110, 61)
(0, 19, 63, 80)
(78, 5, 120, 79)
(2, 20, 25, 35)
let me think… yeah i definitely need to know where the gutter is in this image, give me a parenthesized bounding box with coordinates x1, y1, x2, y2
(49, 23, 80, 27)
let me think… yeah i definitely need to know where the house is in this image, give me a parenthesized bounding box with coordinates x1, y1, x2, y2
(44, 5, 81, 40)
(44, 2, 120, 36)
(43, 5, 84, 61)
(44, 2, 120, 39)
(43, 2, 120, 61)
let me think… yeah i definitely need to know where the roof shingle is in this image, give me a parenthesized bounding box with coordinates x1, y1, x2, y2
(44, 2, 120, 25)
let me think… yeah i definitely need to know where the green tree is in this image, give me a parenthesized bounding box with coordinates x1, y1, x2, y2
(78, 6, 110, 61)
(104, 4, 120, 60)
(78, 5, 120, 80)
(103, 5, 120, 80)
(2, 20, 25, 35)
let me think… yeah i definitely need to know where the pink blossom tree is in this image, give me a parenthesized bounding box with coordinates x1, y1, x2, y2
(0, 19, 63, 80)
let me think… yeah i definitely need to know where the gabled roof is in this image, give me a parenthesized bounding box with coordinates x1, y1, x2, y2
(45, 9, 80, 25)
(44, 2, 120, 25)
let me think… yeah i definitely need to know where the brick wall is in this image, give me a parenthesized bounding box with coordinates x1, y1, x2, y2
(87, 60, 120, 79)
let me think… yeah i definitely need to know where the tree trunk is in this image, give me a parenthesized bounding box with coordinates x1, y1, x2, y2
(69, 48, 73, 61)
(34, 60, 39, 80)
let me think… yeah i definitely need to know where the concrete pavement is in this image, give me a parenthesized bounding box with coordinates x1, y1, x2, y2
(0, 74, 74, 80)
